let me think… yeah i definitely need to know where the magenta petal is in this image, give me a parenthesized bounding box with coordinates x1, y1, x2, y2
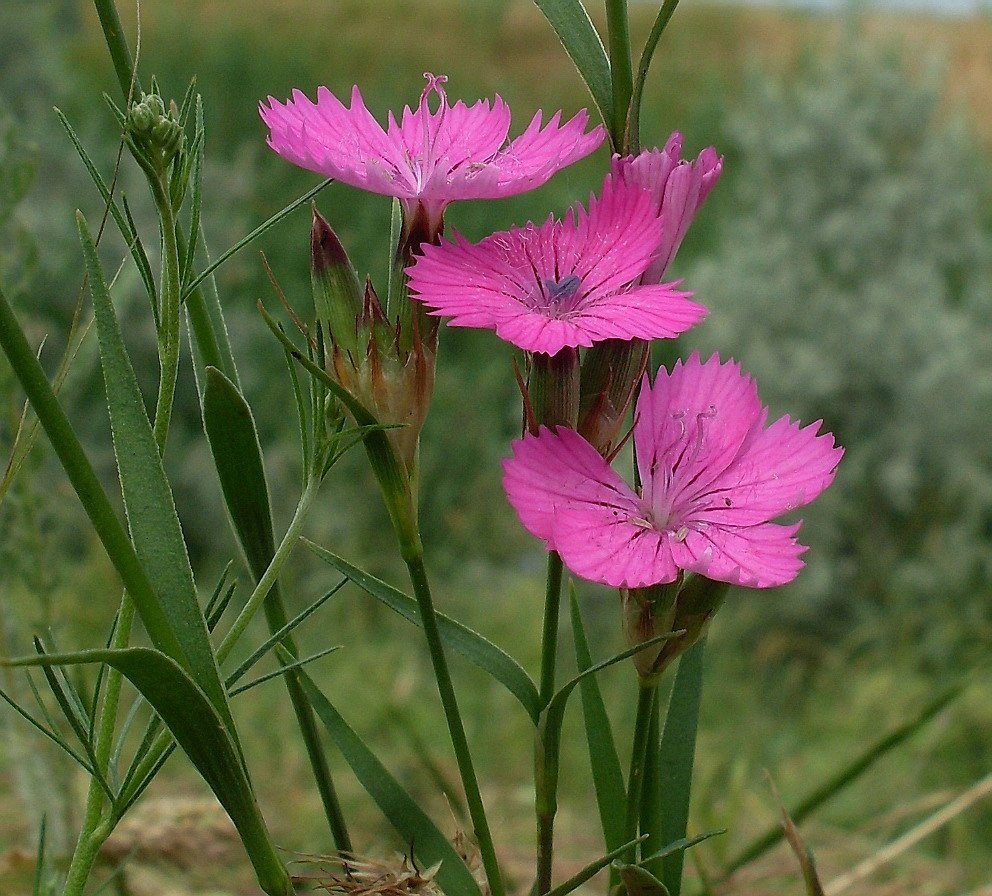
(260, 75, 604, 211)
(552, 513, 681, 588)
(408, 179, 707, 353)
(672, 521, 807, 588)
(502, 427, 642, 553)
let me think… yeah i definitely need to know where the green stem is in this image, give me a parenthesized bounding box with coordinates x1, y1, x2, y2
(61, 815, 115, 896)
(535, 552, 564, 895)
(92, 0, 140, 100)
(217, 474, 322, 665)
(60, 599, 135, 896)
(624, 683, 658, 861)
(538, 552, 564, 707)
(404, 554, 504, 896)
(260, 584, 352, 853)
(604, 0, 634, 152)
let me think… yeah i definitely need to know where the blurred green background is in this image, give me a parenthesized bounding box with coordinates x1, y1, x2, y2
(1, 0, 991, 893)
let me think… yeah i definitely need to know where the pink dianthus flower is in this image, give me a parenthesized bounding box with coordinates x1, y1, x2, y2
(503, 353, 843, 589)
(406, 177, 707, 356)
(260, 73, 605, 233)
(611, 135, 723, 282)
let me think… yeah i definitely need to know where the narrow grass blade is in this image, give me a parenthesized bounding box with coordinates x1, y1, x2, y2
(8, 646, 292, 896)
(569, 588, 625, 852)
(654, 637, 706, 896)
(307, 543, 541, 722)
(534, 0, 614, 131)
(78, 211, 233, 731)
(724, 682, 963, 875)
(298, 670, 483, 896)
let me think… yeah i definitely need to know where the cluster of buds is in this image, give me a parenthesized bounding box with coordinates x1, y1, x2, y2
(126, 90, 184, 175)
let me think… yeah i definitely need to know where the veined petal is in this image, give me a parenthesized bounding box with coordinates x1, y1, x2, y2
(635, 353, 764, 516)
(671, 520, 806, 588)
(494, 110, 606, 194)
(503, 354, 842, 592)
(261, 75, 604, 212)
(502, 427, 642, 552)
(407, 179, 706, 353)
(696, 416, 843, 526)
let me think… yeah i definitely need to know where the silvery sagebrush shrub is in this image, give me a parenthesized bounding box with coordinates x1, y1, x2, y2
(685, 26, 992, 664)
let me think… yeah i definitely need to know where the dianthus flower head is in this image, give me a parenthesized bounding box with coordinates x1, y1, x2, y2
(405, 176, 707, 356)
(260, 73, 605, 235)
(503, 353, 843, 589)
(611, 134, 723, 282)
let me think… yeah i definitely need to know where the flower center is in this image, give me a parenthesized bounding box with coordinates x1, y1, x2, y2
(411, 73, 449, 190)
(646, 404, 720, 530)
(540, 274, 583, 314)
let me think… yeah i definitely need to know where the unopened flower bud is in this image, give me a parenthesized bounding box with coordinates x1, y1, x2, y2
(127, 92, 184, 169)
(621, 579, 680, 682)
(623, 575, 728, 682)
(310, 206, 362, 356)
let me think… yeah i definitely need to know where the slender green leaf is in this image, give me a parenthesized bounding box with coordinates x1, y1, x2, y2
(569, 588, 625, 852)
(32, 641, 115, 801)
(616, 862, 670, 896)
(546, 837, 646, 896)
(307, 543, 541, 721)
(226, 581, 345, 686)
(628, 0, 681, 152)
(229, 646, 339, 697)
(78, 212, 233, 732)
(654, 638, 706, 896)
(298, 670, 483, 896)
(533, 0, 614, 131)
(8, 646, 292, 896)
(0, 286, 190, 677)
(0, 686, 94, 774)
(53, 108, 157, 306)
(203, 368, 276, 582)
(181, 96, 205, 287)
(182, 178, 332, 300)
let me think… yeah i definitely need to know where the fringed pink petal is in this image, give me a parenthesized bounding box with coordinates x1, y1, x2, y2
(502, 427, 641, 552)
(671, 521, 807, 588)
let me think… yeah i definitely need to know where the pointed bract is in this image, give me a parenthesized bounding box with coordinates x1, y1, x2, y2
(503, 354, 843, 589)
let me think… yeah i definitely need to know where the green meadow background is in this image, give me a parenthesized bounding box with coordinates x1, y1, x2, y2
(1, 0, 991, 893)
